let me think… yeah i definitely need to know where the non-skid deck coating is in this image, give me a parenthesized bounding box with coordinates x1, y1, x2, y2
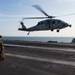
(6, 53, 75, 66)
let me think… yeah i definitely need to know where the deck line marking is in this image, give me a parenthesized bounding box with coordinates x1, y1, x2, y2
(6, 53, 75, 66)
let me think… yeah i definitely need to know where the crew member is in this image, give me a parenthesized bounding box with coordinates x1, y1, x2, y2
(0, 35, 5, 61)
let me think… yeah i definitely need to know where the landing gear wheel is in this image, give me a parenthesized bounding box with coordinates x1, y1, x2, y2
(51, 29, 54, 31)
(57, 30, 59, 32)
(27, 32, 30, 35)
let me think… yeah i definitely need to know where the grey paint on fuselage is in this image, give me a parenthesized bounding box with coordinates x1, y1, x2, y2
(18, 19, 71, 32)
(29, 19, 68, 31)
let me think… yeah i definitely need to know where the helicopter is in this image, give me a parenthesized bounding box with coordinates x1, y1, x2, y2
(18, 5, 71, 35)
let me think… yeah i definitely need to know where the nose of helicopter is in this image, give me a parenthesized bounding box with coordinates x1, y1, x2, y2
(68, 24, 71, 27)
(65, 23, 72, 27)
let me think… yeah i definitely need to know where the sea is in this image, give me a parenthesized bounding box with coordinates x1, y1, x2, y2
(2, 36, 74, 43)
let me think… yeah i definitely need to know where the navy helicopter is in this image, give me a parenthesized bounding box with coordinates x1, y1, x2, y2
(18, 5, 71, 35)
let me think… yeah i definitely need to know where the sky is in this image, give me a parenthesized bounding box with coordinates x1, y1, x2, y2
(0, 0, 75, 37)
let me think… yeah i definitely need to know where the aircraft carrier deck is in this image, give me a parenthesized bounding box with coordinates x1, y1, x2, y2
(1, 40, 75, 75)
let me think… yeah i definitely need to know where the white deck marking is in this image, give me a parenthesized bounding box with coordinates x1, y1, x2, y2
(5, 44, 75, 52)
(6, 53, 75, 66)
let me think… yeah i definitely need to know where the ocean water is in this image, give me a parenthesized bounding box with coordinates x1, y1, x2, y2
(2, 36, 74, 43)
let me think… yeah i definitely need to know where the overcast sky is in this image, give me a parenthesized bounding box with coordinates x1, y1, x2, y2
(0, 0, 75, 37)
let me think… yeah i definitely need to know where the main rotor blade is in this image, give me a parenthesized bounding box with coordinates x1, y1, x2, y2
(23, 17, 48, 19)
(33, 5, 50, 17)
(57, 13, 75, 17)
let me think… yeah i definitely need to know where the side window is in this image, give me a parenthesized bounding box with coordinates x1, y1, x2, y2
(52, 21, 56, 26)
(52, 21, 55, 25)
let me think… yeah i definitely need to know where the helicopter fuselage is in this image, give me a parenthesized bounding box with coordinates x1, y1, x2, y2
(18, 19, 71, 34)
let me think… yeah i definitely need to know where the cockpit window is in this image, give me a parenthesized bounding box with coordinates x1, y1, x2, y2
(58, 20, 65, 24)
(57, 20, 61, 23)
